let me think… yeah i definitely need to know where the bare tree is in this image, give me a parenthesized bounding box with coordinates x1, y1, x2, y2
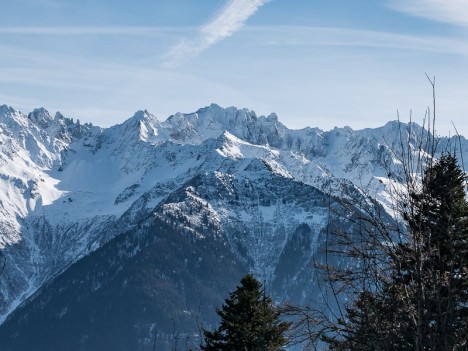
(285, 78, 468, 350)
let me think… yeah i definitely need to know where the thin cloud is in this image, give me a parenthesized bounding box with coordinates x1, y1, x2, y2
(0, 26, 188, 35)
(165, 0, 269, 65)
(244, 25, 468, 56)
(389, 0, 468, 27)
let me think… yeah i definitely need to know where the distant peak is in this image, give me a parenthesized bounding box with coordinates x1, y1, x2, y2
(384, 120, 400, 127)
(54, 111, 65, 120)
(131, 109, 158, 123)
(28, 108, 54, 128)
(133, 110, 147, 120)
(196, 103, 251, 116)
(266, 113, 278, 122)
(0, 104, 17, 115)
(199, 103, 223, 112)
(208, 103, 222, 109)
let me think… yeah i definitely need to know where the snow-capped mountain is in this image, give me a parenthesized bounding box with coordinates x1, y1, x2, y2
(0, 103, 466, 350)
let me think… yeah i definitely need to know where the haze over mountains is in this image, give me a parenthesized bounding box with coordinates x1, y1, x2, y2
(0, 103, 466, 350)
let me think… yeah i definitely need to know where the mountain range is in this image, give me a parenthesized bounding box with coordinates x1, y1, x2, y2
(0, 103, 466, 350)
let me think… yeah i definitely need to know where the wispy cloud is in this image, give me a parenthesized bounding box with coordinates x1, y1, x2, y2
(165, 0, 269, 65)
(244, 25, 468, 56)
(389, 0, 468, 27)
(0, 26, 188, 35)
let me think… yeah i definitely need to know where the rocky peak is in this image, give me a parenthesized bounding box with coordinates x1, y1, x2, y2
(131, 109, 157, 123)
(107, 109, 162, 145)
(0, 104, 17, 117)
(0, 105, 30, 129)
(28, 108, 54, 129)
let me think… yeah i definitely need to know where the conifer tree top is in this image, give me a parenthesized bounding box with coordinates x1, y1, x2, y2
(201, 274, 291, 351)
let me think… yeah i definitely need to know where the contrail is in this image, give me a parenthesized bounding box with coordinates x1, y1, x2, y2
(166, 0, 269, 65)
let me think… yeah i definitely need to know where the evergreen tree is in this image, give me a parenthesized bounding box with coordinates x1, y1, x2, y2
(326, 288, 412, 351)
(410, 154, 468, 350)
(321, 154, 468, 351)
(201, 274, 290, 351)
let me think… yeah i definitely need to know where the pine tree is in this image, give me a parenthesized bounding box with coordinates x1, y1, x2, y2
(201, 274, 291, 351)
(319, 154, 468, 351)
(410, 154, 468, 350)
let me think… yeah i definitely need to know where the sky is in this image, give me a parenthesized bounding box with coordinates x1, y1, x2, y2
(1, 0, 468, 136)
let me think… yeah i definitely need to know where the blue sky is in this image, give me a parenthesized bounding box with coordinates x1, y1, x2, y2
(1, 0, 468, 136)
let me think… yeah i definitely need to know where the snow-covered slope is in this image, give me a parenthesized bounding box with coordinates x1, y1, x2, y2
(0, 103, 466, 329)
